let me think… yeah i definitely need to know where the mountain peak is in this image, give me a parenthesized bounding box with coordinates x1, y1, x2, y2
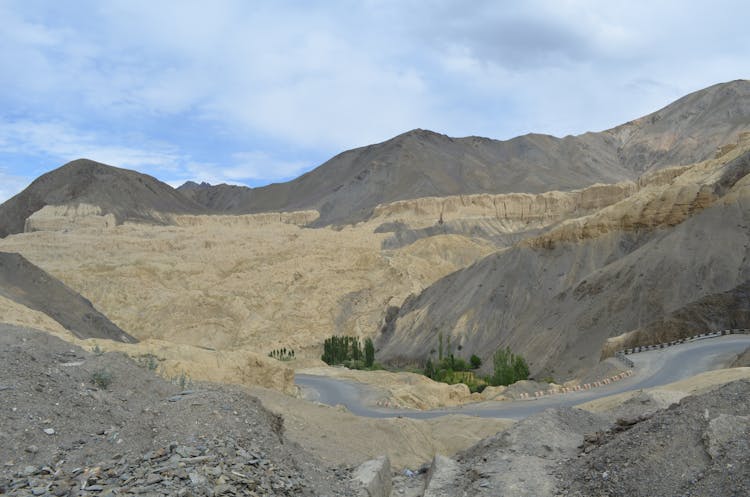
(0, 159, 204, 238)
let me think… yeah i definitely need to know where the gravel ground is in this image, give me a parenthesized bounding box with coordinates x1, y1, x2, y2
(0, 325, 355, 496)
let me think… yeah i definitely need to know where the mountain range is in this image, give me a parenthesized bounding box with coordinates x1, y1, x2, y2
(1, 79, 749, 378)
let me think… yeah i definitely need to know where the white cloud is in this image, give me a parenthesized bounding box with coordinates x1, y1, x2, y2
(0, 168, 30, 203)
(0, 119, 183, 172)
(0, 0, 748, 196)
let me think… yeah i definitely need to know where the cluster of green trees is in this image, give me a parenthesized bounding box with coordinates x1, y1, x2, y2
(423, 353, 484, 391)
(268, 347, 295, 361)
(489, 347, 529, 386)
(321, 335, 375, 369)
(421, 333, 529, 391)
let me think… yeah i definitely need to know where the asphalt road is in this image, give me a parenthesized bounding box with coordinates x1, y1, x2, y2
(295, 335, 750, 419)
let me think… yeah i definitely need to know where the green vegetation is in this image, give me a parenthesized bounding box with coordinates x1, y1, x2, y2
(489, 346, 529, 386)
(321, 335, 378, 370)
(422, 353, 484, 392)
(470, 354, 482, 369)
(364, 338, 375, 368)
(420, 338, 529, 391)
(268, 347, 295, 361)
(91, 368, 113, 389)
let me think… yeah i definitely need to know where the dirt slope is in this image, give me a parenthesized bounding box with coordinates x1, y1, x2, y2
(0, 159, 205, 237)
(0, 252, 135, 342)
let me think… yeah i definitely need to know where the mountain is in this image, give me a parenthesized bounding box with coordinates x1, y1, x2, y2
(0, 252, 136, 342)
(376, 144, 750, 378)
(0, 159, 206, 238)
(180, 80, 750, 226)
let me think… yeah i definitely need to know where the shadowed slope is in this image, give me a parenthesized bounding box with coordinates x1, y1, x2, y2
(0, 252, 135, 342)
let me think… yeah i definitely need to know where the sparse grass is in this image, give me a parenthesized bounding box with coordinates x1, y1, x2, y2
(135, 354, 160, 371)
(91, 368, 113, 389)
(170, 370, 193, 390)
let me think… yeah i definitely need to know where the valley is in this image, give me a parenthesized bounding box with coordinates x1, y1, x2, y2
(2, 80, 750, 496)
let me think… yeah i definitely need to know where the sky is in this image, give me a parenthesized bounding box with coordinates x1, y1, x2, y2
(0, 1, 749, 202)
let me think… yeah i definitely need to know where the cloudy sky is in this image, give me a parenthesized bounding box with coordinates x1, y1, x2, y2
(0, 1, 748, 201)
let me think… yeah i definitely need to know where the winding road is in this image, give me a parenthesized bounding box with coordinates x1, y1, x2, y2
(295, 334, 750, 419)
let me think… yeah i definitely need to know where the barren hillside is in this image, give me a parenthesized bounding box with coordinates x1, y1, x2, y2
(378, 141, 750, 379)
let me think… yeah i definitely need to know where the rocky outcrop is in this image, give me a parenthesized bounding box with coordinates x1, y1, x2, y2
(423, 455, 460, 497)
(173, 210, 319, 228)
(371, 182, 637, 229)
(352, 456, 392, 497)
(24, 203, 117, 232)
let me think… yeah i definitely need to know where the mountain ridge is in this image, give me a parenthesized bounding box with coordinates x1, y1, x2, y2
(180, 79, 750, 225)
(1, 80, 748, 236)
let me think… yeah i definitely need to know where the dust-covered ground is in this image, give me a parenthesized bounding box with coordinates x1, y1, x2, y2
(0, 325, 356, 496)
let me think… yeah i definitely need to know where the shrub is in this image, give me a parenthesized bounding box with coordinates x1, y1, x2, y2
(136, 354, 159, 371)
(91, 368, 113, 389)
(171, 371, 193, 390)
(470, 354, 482, 369)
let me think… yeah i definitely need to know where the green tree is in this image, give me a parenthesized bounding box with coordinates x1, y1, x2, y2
(424, 358, 435, 379)
(364, 338, 375, 368)
(490, 347, 529, 386)
(470, 354, 482, 369)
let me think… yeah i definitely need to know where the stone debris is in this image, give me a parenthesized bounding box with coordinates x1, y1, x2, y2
(1, 434, 343, 496)
(0, 326, 357, 497)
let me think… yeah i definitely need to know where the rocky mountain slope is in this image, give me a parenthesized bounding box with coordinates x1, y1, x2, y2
(0, 325, 355, 496)
(181, 79, 750, 226)
(410, 379, 750, 497)
(378, 142, 750, 379)
(0, 252, 135, 342)
(0, 159, 205, 237)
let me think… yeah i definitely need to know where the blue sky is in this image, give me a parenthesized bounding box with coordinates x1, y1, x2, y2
(0, 1, 749, 202)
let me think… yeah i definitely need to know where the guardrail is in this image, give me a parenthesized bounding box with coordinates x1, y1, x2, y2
(617, 328, 750, 356)
(520, 328, 750, 401)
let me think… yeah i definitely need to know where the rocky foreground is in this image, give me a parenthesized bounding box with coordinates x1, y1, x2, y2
(2, 324, 749, 497)
(411, 381, 750, 497)
(0, 325, 355, 496)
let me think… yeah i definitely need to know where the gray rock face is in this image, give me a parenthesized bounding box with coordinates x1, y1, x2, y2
(704, 413, 749, 460)
(352, 455, 392, 497)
